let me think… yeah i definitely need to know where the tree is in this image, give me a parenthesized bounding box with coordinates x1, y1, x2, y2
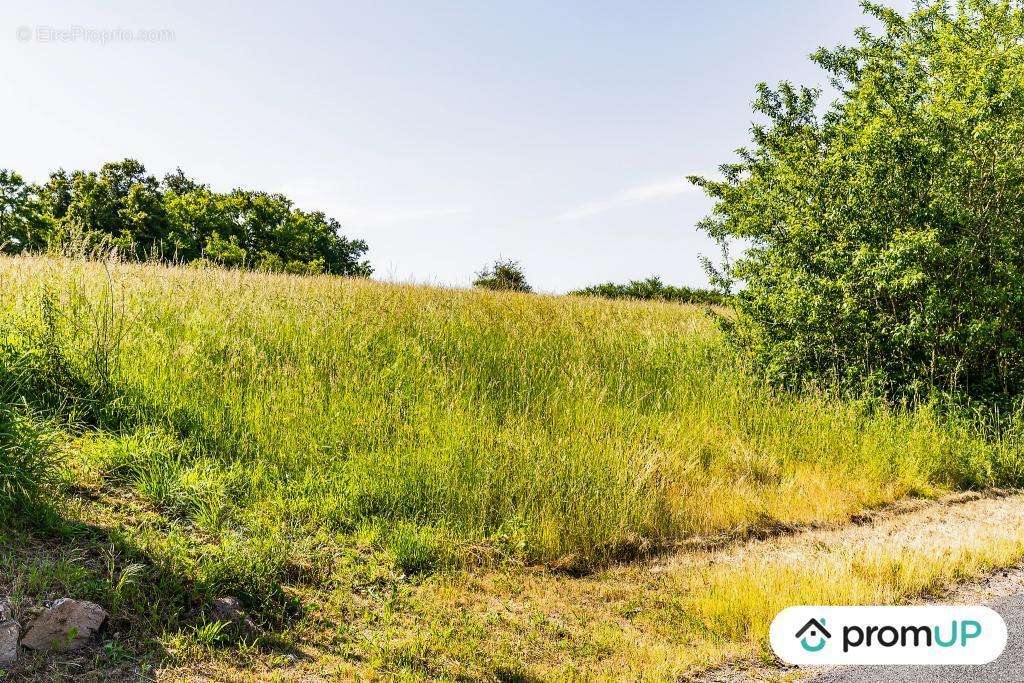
(10, 159, 373, 277)
(60, 160, 169, 257)
(0, 170, 48, 253)
(203, 232, 247, 268)
(279, 209, 371, 276)
(692, 0, 1024, 402)
(223, 190, 371, 276)
(161, 186, 236, 261)
(162, 168, 204, 195)
(473, 259, 532, 292)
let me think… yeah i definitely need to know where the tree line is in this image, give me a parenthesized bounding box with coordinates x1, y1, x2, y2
(0, 160, 723, 303)
(472, 259, 723, 304)
(569, 276, 727, 305)
(0, 159, 372, 276)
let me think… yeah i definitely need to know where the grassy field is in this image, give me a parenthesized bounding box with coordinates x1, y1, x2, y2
(3, 254, 1024, 679)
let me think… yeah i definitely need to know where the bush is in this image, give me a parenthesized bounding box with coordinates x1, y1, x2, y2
(692, 0, 1024, 403)
(570, 276, 727, 306)
(473, 259, 532, 292)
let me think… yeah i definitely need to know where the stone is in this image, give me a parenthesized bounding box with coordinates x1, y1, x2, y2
(20, 598, 107, 652)
(211, 596, 256, 631)
(211, 596, 245, 622)
(0, 620, 19, 665)
(0, 597, 12, 622)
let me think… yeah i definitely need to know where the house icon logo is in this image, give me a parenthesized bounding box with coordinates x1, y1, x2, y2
(796, 618, 831, 652)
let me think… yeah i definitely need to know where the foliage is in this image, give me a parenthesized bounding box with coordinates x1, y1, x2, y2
(0, 160, 372, 277)
(473, 259, 532, 292)
(0, 402, 52, 515)
(0, 170, 51, 254)
(692, 0, 1024, 402)
(570, 276, 728, 305)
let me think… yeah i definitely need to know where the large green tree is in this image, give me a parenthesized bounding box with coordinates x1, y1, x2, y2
(693, 0, 1024, 402)
(0, 170, 48, 253)
(60, 159, 169, 257)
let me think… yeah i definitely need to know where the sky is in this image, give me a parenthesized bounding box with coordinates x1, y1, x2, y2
(0, 0, 912, 292)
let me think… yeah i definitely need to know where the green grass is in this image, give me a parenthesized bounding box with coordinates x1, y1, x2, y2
(2, 254, 1024, 613)
(6, 254, 1024, 679)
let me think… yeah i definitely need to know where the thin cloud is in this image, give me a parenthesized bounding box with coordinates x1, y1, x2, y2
(555, 177, 704, 221)
(341, 206, 470, 227)
(278, 180, 471, 228)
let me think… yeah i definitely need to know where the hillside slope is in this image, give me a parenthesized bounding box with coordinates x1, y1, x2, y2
(1, 255, 1023, 679)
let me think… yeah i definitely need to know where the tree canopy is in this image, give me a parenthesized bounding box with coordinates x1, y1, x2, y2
(692, 0, 1024, 403)
(0, 160, 372, 277)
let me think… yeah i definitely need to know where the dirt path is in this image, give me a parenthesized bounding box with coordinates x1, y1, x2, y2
(666, 490, 1020, 580)
(431, 490, 1024, 681)
(693, 490, 1024, 682)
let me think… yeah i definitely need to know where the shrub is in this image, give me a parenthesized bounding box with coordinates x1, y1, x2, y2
(692, 0, 1024, 403)
(570, 276, 727, 305)
(473, 259, 532, 292)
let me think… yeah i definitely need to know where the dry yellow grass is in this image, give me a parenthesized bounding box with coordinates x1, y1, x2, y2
(363, 493, 1024, 681)
(143, 493, 1024, 681)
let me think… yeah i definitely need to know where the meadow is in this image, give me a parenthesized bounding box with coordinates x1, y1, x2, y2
(3, 254, 1024, 678)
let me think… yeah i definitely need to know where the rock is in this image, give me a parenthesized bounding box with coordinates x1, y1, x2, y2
(20, 598, 107, 652)
(0, 620, 18, 665)
(211, 596, 244, 621)
(0, 597, 12, 622)
(211, 596, 256, 631)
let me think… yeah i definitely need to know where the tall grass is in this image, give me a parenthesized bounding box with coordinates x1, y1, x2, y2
(0, 401, 52, 515)
(0, 330, 57, 516)
(2, 255, 1022, 582)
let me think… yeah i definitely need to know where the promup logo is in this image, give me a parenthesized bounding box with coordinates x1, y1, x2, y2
(795, 618, 831, 652)
(770, 606, 1007, 665)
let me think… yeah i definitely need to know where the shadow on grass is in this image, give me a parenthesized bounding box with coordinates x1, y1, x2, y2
(0, 502, 305, 682)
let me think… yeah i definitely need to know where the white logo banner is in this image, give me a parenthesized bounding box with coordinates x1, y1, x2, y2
(770, 606, 1007, 665)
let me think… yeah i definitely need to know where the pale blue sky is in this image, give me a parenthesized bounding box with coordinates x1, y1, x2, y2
(1, 1, 910, 292)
